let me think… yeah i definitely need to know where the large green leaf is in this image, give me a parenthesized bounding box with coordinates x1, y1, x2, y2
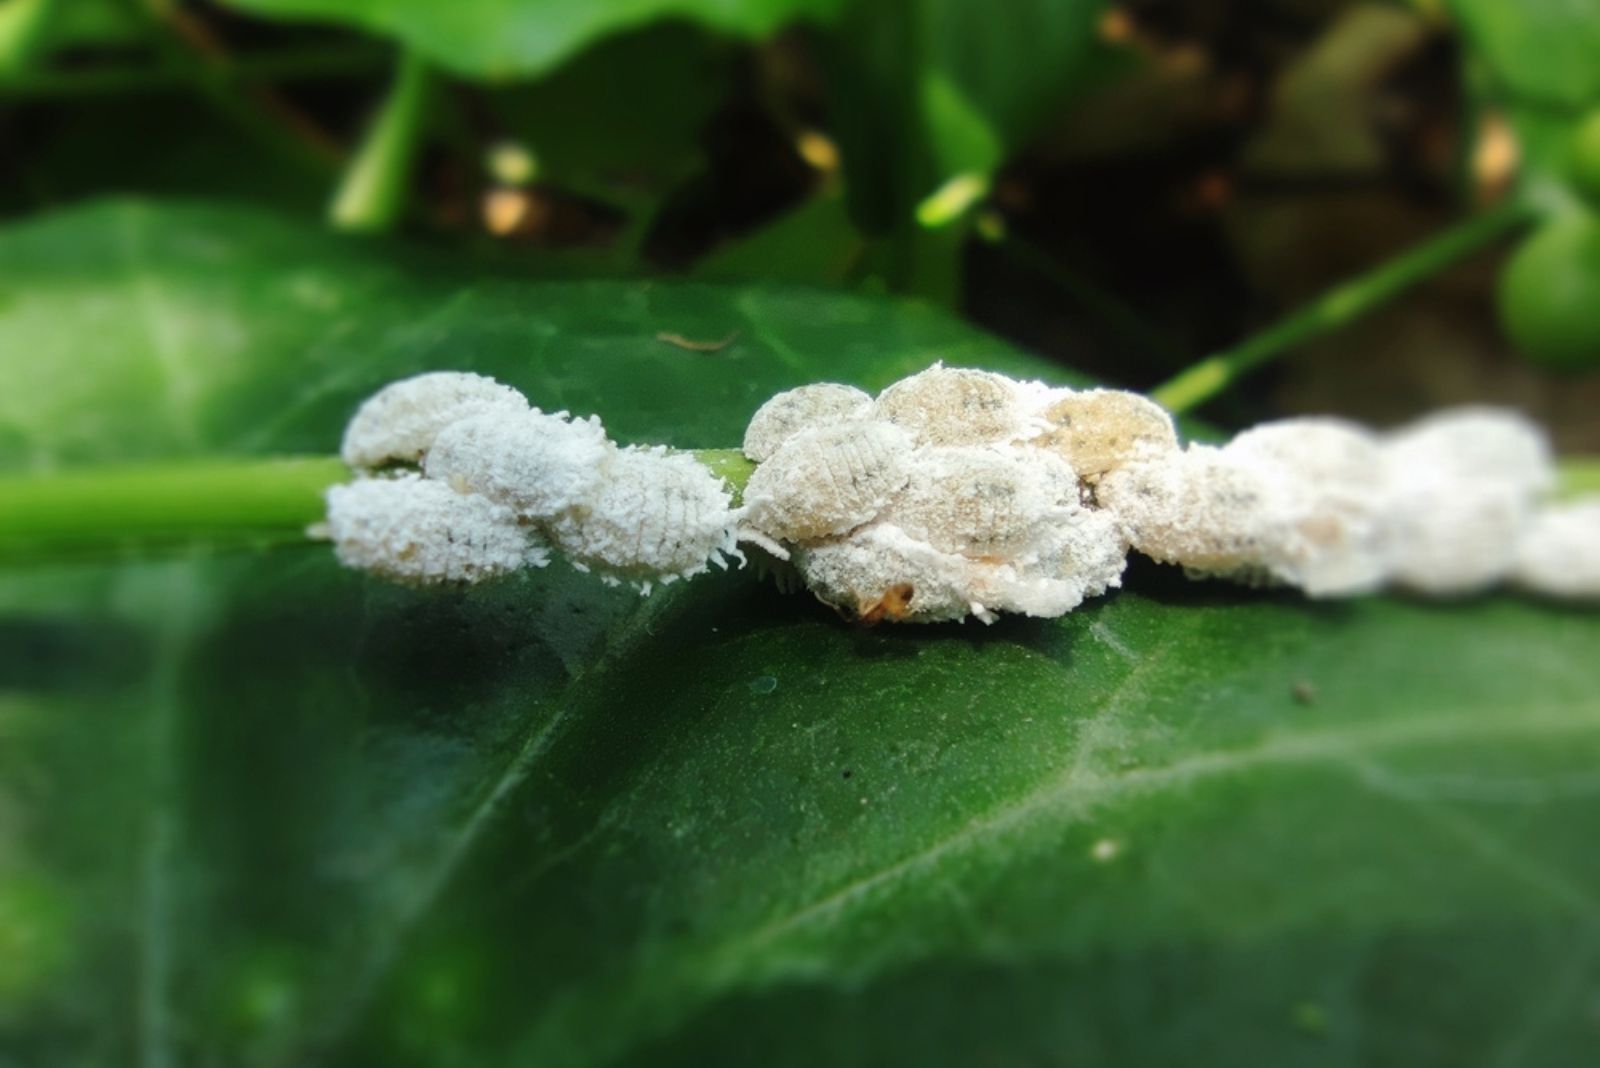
(2, 201, 1599, 1068)
(218, 0, 845, 79)
(1447, 0, 1600, 108)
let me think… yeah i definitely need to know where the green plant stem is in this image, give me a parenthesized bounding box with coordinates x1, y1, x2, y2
(1151, 202, 1534, 414)
(0, 0, 55, 79)
(0, 450, 754, 566)
(329, 48, 435, 234)
(0, 457, 347, 564)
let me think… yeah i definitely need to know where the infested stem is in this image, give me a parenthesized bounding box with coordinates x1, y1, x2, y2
(0, 450, 755, 566)
(0, 448, 1592, 567)
(1152, 202, 1533, 414)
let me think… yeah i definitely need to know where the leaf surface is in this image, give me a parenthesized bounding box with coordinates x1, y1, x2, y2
(1, 202, 1598, 1068)
(218, 0, 844, 78)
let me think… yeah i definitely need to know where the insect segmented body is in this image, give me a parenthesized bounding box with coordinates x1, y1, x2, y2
(742, 421, 913, 544)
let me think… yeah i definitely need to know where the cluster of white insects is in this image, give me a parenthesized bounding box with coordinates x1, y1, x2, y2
(323, 366, 1600, 623)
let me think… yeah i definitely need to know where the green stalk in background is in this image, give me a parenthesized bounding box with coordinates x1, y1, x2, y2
(329, 48, 436, 233)
(1152, 202, 1534, 414)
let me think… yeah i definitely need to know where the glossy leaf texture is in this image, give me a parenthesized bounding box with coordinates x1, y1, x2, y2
(3, 202, 1600, 1068)
(217, 0, 845, 79)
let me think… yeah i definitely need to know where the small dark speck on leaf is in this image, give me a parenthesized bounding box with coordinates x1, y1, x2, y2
(842, 769, 853, 779)
(749, 675, 778, 696)
(1292, 680, 1317, 706)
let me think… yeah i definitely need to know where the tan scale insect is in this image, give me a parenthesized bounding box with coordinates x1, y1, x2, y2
(1032, 388, 1178, 481)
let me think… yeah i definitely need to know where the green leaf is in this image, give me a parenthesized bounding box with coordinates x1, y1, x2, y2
(1447, 0, 1600, 108)
(1449, 0, 1600, 212)
(217, 0, 846, 79)
(3, 201, 1600, 1067)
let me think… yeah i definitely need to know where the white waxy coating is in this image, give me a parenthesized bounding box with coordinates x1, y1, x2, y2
(1033, 388, 1178, 479)
(743, 421, 913, 543)
(324, 474, 545, 585)
(1098, 444, 1280, 576)
(796, 501, 1127, 625)
(1222, 418, 1388, 596)
(888, 444, 1080, 560)
(875, 364, 1031, 446)
(797, 526, 981, 623)
(550, 447, 737, 583)
(1512, 499, 1600, 599)
(1380, 408, 1553, 595)
(742, 383, 874, 462)
(340, 371, 528, 468)
(423, 407, 612, 520)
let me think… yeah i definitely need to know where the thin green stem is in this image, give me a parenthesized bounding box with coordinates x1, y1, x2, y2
(1151, 202, 1534, 414)
(329, 48, 435, 234)
(0, 456, 346, 565)
(0, 0, 54, 79)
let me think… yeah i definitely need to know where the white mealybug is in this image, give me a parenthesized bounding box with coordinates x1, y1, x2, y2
(1032, 388, 1179, 481)
(796, 525, 985, 624)
(1223, 418, 1388, 596)
(423, 407, 612, 520)
(742, 383, 874, 462)
(324, 474, 547, 585)
(1379, 408, 1552, 595)
(1097, 444, 1280, 578)
(340, 371, 528, 469)
(326, 365, 1595, 618)
(874, 363, 1032, 446)
(742, 420, 913, 544)
(1511, 499, 1600, 599)
(887, 444, 1079, 560)
(550, 446, 738, 588)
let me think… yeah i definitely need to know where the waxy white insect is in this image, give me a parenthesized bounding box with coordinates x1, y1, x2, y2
(325, 366, 1596, 620)
(324, 474, 546, 585)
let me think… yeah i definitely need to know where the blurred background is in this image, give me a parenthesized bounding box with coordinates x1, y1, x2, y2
(4, 0, 1598, 435)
